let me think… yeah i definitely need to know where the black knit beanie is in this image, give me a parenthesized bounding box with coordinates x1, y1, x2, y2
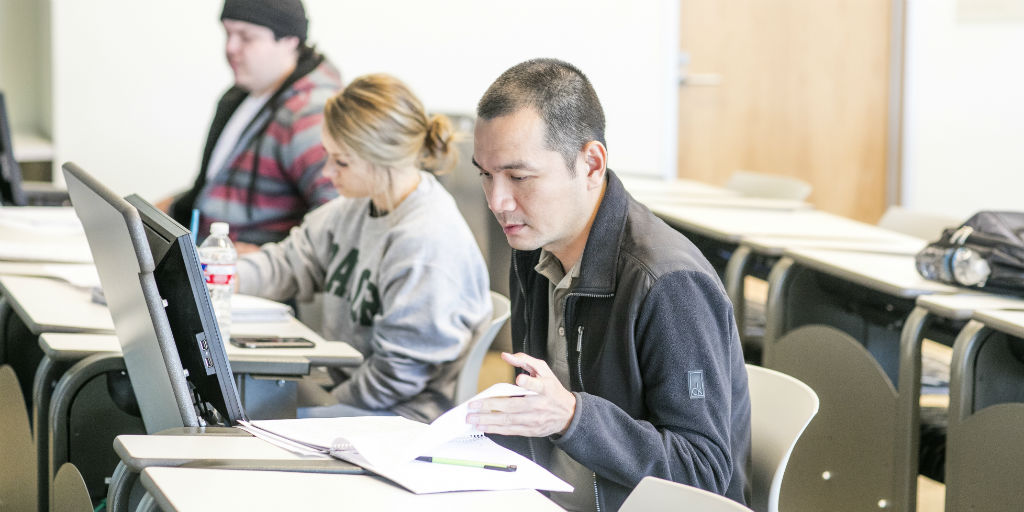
(221, 0, 308, 42)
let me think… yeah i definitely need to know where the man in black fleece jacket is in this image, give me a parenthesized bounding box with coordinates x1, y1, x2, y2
(467, 58, 751, 511)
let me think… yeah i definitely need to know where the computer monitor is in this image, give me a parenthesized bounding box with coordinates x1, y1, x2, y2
(0, 91, 27, 206)
(63, 162, 245, 432)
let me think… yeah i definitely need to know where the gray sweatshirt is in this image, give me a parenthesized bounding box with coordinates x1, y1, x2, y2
(238, 172, 491, 421)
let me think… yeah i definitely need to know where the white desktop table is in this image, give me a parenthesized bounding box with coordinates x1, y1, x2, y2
(726, 231, 927, 351)
(945, 309, 1024, 511)
(0, 274, 113, 333)
(140, 466, 564, 512)
(651, 195, 813, 211)
(109, 432, 364, 512)
(914, 293, 1024, 321)
(39, 327, 362, 379)
(653, 205, 910, 244)
(776, 248, 957, 299)
(739, 233, 926, 257)
(761, 247, 960, 512)
(113, 433, 339, 472)
(638, 201, 924, 344)
(0, 207, 92, 264)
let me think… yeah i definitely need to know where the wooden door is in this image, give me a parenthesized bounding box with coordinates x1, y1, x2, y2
(678, 0, 894, 222)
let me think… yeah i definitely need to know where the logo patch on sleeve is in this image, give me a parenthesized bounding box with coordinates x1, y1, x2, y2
(688, 370, 706, 399)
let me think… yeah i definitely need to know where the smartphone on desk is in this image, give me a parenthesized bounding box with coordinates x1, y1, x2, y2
(229, 336, 316, 349)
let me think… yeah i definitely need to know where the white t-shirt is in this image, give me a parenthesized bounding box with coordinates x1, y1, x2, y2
(206, 92, 271, 179)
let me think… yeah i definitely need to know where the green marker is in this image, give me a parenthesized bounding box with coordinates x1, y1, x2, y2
(415, 456, 517, 472)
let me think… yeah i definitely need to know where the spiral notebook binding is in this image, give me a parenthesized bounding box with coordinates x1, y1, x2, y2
(329, 431, 485, 454)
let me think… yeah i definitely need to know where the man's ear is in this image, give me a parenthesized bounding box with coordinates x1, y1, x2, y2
(580, 141, 607, 190)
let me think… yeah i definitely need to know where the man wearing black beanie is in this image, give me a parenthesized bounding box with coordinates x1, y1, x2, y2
(164, 0, 342, 250)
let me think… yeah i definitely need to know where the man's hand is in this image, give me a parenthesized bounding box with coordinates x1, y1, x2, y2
(466, 352, 577, 437)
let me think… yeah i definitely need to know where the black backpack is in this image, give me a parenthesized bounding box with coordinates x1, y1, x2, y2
(915, 211, 1024, 294)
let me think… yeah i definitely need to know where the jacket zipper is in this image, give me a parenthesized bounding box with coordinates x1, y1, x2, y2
(512, 254, 538, 463)
(575, 322, 599, 510)
(575, 325, 585, 391)
(563, 291, 609, 391)
(518, 256, 606, 510)
(563, 291, 609, 511)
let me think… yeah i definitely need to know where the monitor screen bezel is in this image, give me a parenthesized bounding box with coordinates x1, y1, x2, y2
(126, 193, 245, 425)
(63, 162, 245, 431)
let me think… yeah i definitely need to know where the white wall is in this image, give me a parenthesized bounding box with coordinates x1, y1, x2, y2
(0, 0, 48, 134)
(902, 0, 1024, 219)
(50, 0, 678, 200)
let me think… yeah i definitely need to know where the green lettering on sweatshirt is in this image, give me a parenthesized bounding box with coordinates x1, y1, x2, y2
(326, 248, 381, 326)
(350, 269, 381, 326)
(326, 246, 358, 298)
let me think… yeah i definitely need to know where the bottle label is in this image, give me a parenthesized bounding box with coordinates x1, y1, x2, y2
(201, 263, 236, 286)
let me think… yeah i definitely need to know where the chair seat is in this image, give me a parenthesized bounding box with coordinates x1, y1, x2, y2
(620, 476, 752, 511)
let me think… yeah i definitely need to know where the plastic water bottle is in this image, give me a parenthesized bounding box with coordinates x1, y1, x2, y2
(198, 222, 236, 342)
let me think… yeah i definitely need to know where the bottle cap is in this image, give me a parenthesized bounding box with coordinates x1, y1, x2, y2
(210, 222, 230, 236)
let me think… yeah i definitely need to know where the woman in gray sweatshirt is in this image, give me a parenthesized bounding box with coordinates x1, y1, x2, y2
(236, 74, 491, 422)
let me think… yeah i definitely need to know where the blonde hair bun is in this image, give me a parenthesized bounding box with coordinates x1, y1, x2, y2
(324, 74, 457, 176)
(420, 113, 458, 175)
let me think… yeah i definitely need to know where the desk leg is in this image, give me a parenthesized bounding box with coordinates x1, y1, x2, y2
(107, 461, 139, 512)
(0, 297, 9, 365)
(33, 355, 73, 512)
(724, 245, 751, 349)
(894, 306, 929, 512)
(762, 257, 797, 368)
(1, 298, 42, 411)
(949, 321, 984, 429)
(946, 320, 982, 512)
(136, 491, 161, 512)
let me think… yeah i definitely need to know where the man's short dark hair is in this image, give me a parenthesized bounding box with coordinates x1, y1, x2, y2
(477, 58, 606, 174)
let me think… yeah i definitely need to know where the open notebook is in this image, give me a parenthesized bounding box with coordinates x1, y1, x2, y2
(238, 383, 572, 494)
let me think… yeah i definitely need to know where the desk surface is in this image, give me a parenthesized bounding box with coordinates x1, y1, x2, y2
(11, 132, 55, 162)
(0, 207, 92, 263)
(0, 274, 114, 333)
(114, 433, 329, 471)
(916, 293, 1024, 321)
(645, 195, 811, 211)
(652, 206, 908, 244)
(141, 466, 564, 512)
(5, 272, 360, 366)
(782, 247, 960, 298)
(39, 318, 362, 372)
(741, 233, 926, 257)
(970, 309, 1024, 338)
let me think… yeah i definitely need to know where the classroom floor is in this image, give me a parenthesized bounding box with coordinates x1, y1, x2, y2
(475, 353, 949, 511)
